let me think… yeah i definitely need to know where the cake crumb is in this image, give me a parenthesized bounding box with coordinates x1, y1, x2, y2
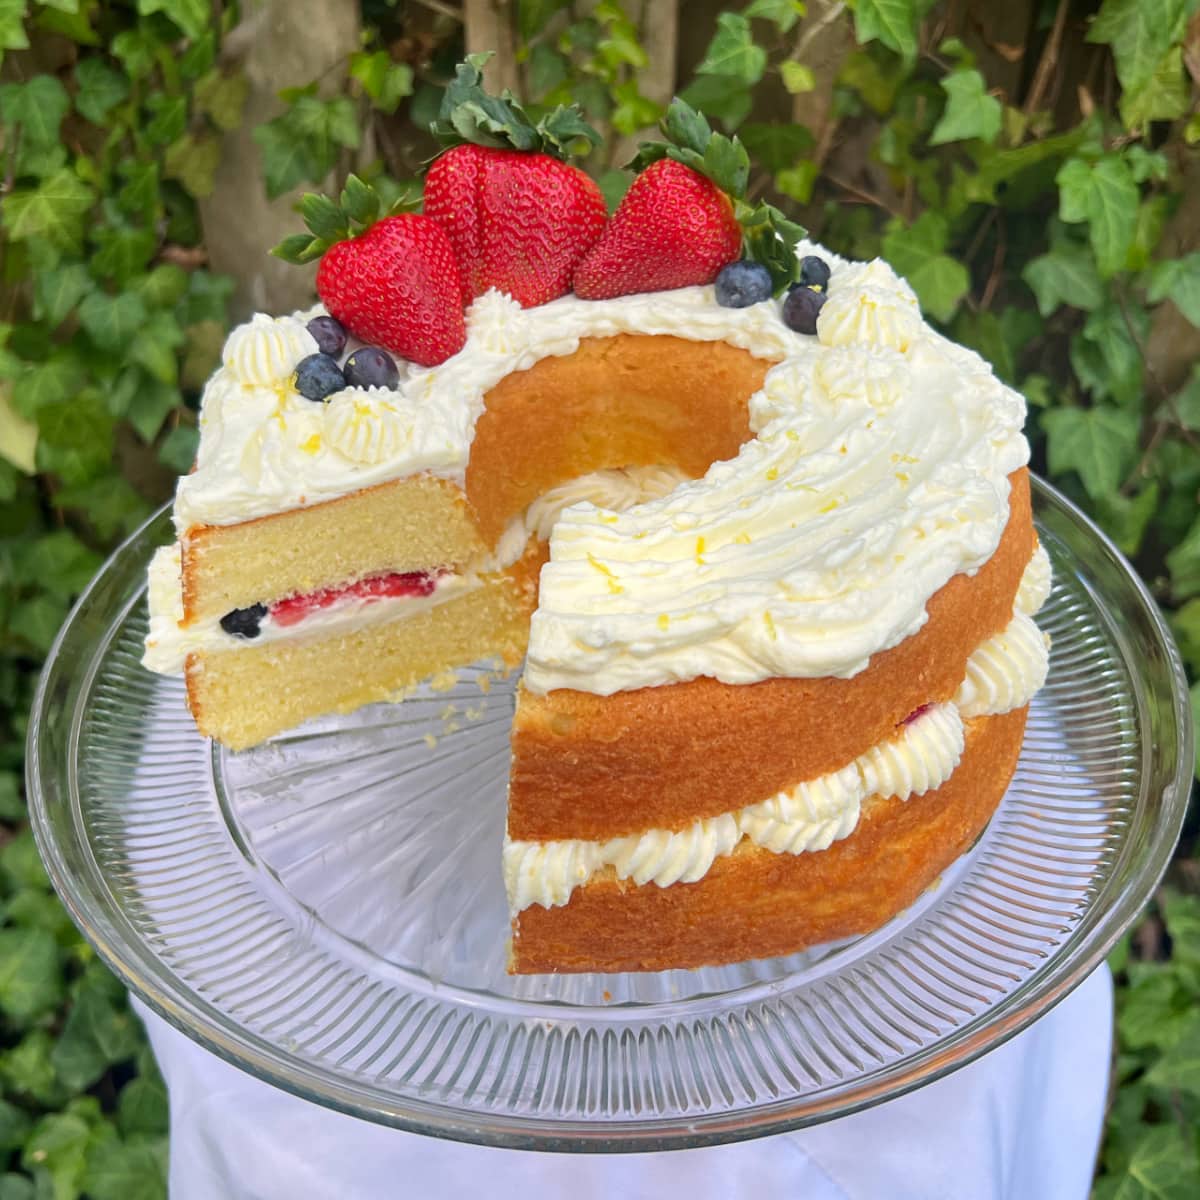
(429, 668, 459, 692)
(423, 733, 437, 749)
(602, 990, 612, 1002)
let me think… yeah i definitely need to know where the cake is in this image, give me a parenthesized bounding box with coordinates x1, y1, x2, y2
(143, 75, 1051, 974)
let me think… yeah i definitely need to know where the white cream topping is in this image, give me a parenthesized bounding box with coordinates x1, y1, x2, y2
(323, 387, 409, 465)
(494, 465, 690, 569)
(141, 543, 476, 675)
(506, 548, 1052, 913)
(223, 313, 317, 387)
(1016, 543, 1052, 616)
(504, 701, 965, 913)
(953, 612, 1050, 719)
(173, 287, 794, 533)
(170, 244, 1030, 699)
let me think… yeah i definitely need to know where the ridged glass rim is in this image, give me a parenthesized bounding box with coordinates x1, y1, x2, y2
(26, 475, 1193, 1151)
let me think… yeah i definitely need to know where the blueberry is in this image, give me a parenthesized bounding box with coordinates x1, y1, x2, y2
(307, 315, 347, 357)
(294, 353, 345, 402)
(714, 260, 774, 308)
(343, 346, 400, 390)
(798, 255, 831, 292)
(220, 603, 268, 639)
(782, 285, 827, 335)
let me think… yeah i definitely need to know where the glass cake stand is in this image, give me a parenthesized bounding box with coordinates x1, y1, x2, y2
(26, 477, 1193, 1151)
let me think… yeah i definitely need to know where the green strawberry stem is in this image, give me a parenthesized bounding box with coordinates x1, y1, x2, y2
(630, 98, 807, 294)
(271, 175, 420, 265)
(429, 53, 600, 160)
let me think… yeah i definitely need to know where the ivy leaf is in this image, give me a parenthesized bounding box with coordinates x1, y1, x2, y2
(1022, 241, 1104, 315)
(73, 58, 129, 126)
(112, 29, 156, 79)
(679, 74, 753, 130)
(193, 69, 248, 132)
(349, 51, 414, 115)
(12, 530, 100, 596)
(780, 60, 815, 94)
(143, 93, 187, 146)
(83, 1138, 168, 1200)
(33, 263, 93, 328)
(1055, 156, 1138, 277)
(21, 1104, 115, 1200)
(0, 76, 71, 149)
(7, 595, 66, 655)
(158, 424, 198, 473)
(117, 1074, 168, 1138)
(1161, 890, 1200, 965)
(78, 291, 147, 353)
(1102, 1125, 1200, 1199)
(51, 983, 142, 1092)
(91, 225, 157, 284)
(1167, 515, 1200, 601)
(696, 13, 768, 85)
(853, 0, 919, 63)
(1190, 680, 1200, 781)
(929, 69, 1002, 145)
(254, 95, 360, 199)
(0, 0, 29, 61)
(1147, 254, 1200, 326)
(164, 133, 220, 198)
(35, 393, 115, 485)
(881, 212, 970, 322)
(129, 313, 183, 388)
(1041, 405, 1139, 499)
(11, 358, 85, 419)
(1076, 299, 1146, 407)
(1086, 0, 1190, 95)
(1120, 45, 1189, 130)
(744, 0, 805, 31)
(0, 929, 63, 1021)
(137, 0, 208, 39)
(739, 123, 813, 172)
(1, 168, 94, 251)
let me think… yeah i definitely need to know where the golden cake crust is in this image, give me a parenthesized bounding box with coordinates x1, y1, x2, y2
(507, 468, 1033, 842)
(509, 705, 1028, 974)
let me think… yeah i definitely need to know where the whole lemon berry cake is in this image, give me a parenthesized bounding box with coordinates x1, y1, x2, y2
(144, 65, 1051, 974)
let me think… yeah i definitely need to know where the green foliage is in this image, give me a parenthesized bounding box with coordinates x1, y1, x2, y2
(0, 3, 226, 1195)
(1, 1, 1198, 1196)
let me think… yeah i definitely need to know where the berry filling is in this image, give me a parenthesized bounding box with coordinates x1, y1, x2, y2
(270, 570, 442, 627)
(901, 702, 934, 727)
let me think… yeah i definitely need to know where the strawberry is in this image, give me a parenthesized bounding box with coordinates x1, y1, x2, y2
(574, 98, 808, 302)
(273, 178, 466, 368)
(573, 159, 740, 299)
(424, 57, 606, 308)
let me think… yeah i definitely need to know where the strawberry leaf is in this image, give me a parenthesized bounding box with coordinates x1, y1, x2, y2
(632, 98, 749, 197)
(736, 199, 807, 293)
(300, 193, 348, 242)
(270, 233, 322, 264)
(430, 56, 597, 160)
(339, 175, 380, 228)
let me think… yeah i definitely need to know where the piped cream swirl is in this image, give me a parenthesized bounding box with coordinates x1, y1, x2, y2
(223, 314, 317, 387)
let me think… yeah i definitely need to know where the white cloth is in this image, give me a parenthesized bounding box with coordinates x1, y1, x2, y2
(134, 967, 1111, 1200)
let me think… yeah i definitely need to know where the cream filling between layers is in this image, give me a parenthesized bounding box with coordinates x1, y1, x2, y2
(171, 245, 1030, 699)
(142, 544, 479, 675)
(503, 549, 1053, 914)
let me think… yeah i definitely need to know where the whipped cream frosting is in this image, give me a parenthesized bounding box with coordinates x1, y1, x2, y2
(505, 700, 966, 913)
(505, 549, 1052, 913)
(142, 543, 477, 674)
(167, 242, 1030, 699)
(172, 286, 794, 532)
(494, 465, 690, 568)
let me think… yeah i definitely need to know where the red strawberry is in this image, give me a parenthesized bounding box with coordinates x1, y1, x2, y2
(315, 214, 466, 367)
(426, 143, 607, 308)
(573, 159, 741, 300)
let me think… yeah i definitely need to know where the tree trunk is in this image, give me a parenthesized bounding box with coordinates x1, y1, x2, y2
(199, 0, 361, 319)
